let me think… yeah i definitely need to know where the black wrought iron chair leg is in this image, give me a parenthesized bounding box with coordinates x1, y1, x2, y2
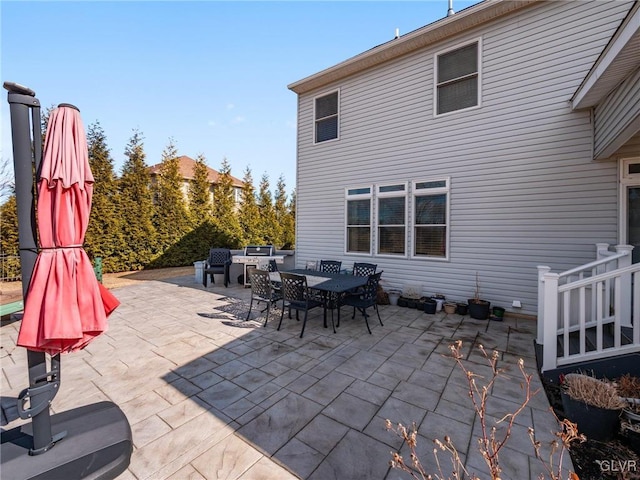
(330, 309, 336, 334)
(300, 311, 309, 338)
(263, 303, 270, 327)
(375, 305, 383, 326)
(278, 304, 285, 331)
(246, 299, 253, 321)
(364, 315, 372, 334)
(351, 306, 356, 319)
(337, 306, 341, 328)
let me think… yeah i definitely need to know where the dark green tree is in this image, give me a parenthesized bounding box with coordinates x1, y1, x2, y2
(238, 166, 261, 245)
(283, 188, 296, 249)
(152, 139, 190, 253)
(0, 195, 20, 279)
(188, 153, 213, 225)
(85, 121, 126, 272)
(118, 130, 157, 269)
(212, 158, 243, 247)
(274, 175, 295, 249)
(257, 173, 279, 246)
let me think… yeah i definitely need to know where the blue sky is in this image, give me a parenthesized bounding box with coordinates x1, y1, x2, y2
(2, 0, 479, 195)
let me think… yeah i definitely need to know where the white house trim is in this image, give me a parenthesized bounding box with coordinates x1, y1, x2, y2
(572, 2, 640, 109)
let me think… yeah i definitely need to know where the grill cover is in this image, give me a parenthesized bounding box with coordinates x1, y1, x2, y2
(244, 245, 274, 256)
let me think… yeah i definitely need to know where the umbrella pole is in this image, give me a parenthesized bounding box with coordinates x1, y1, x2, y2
(4, 82, 61, 455)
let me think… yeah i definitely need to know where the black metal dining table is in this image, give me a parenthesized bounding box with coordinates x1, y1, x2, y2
(270, 269, 368, 328)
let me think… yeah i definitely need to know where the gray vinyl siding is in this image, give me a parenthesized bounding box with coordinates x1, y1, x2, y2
(294, 0, 633, 315)
(615, 131, 640, 158)
(594, 67, 640, 159)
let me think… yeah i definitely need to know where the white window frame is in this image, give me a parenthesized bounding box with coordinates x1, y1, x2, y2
(433, 38, 482, 117)
(344, 185, 372, 255)
(411, 178, 450, 261)
(313, 89, 340, 144)
(376, 183, 408, 258)
(619, 157, 640, 248)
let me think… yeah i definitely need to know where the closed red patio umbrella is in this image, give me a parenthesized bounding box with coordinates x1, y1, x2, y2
(17, 104, 119, 355)
(2, 82, 131, 479)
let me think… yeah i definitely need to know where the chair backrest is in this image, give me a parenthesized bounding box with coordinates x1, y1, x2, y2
(319, 260, 342, 274)
(353, 262, 377, 277)
(249, 269, 272, 299)
(208, 248, 231, 265)
(279, 272, 308, 304)
(360, 271, 383, 302)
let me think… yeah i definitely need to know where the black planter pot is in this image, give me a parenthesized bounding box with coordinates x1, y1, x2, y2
(623, 427, 640, 455)
(456, 303, 469, 315)
(423, 299, 437, 314)
(468, 299, 490, 320)
(561, 391, 621, 441)
(397, 297, 408, 308)
(406, 299, 417, 309)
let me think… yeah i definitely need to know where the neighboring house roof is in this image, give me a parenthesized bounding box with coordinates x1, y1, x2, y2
(571, 1, 640, 109)
(287, 0, 538, 94)
(148, 156, 244, 188)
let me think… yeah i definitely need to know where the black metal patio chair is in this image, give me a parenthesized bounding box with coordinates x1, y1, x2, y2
(278, 272, 325, 338)
(203, 248, 232, 287)
(246, 269, 282, 326)
(353, 262, 377, 277)
(339, 271, 384, 334)
(319, 260, 342, 273)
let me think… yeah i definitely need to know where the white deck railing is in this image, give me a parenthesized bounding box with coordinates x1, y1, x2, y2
(537, 243, 640, 372)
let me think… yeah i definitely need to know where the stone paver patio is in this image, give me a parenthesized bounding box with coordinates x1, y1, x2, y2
(1, 274, 572, 479)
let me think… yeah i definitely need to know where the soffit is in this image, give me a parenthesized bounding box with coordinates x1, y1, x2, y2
(572, 2, 640, 109)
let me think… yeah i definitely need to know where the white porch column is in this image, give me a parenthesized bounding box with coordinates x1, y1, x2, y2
(615, 244, 634, 327)
(537, 266, 551, 345)
(541, 271, 559, 373)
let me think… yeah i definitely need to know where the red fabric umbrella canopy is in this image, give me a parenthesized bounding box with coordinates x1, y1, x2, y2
(17, 105, 119, 355)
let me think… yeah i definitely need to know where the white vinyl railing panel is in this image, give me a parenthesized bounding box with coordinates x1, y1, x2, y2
(538, 244, 640, 372)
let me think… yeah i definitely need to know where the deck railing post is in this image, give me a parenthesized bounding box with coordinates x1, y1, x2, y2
(541, 271, 559, 372)
(615, 244, 634, 327)
(537, 266, 551, 345)
(595, 243, 611, 274)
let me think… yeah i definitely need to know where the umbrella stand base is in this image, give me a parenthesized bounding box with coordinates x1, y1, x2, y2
(1, 401, 132, 480)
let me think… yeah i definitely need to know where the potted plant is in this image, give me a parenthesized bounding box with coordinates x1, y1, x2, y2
(423, 297, 437, 314)
(443, 302, 457, 314)
(561, 373, 626, 441)
(467, 272, 490, 320)
(431, 293, 446, 312)
(387, 289, 401, 306)
(456, 302, 469, 315)
(491, 306, 505, 321)
(402, 282, 421, 309)
(616, 374, 640, 424)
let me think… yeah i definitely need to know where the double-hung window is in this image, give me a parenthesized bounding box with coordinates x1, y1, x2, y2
(345, 187, 371, 254)
(413, 179, 449, 258)
(314, 90, 339, 143)
(377, 184, 407, 255)
(435, 40, 480, 115)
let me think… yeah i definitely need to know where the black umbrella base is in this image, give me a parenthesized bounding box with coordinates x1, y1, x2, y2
(1, 401, 132, 480)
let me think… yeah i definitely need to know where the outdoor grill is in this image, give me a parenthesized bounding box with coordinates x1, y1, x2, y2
(232, 245, 285, 286)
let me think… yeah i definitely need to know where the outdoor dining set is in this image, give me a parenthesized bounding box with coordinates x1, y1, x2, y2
(242, 259, 384, 338)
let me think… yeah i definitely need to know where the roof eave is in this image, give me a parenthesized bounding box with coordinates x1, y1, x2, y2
(287, 0, 538, 95)
(572, 2, 640, 110)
